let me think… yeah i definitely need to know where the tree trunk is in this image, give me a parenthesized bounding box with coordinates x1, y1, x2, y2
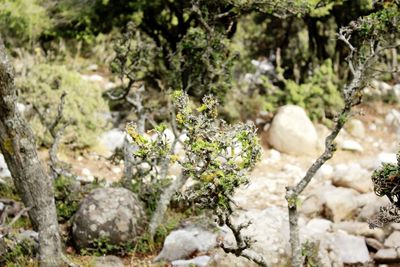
(0, 38, 64, 267)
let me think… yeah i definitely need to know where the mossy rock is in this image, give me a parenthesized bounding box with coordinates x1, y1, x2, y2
(17, 63, 109, 148)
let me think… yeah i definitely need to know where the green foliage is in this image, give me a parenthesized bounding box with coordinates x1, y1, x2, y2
(133, 211, 185, 254)
(127, 92, 262, 215)
(1, 236, 38, 267)
(169, 28, 237, 101)
(261, 59, 344, 122)
(54, 176, 81, 222)
(372, 163, 400, 197)
(0, 0, 52, 46)
(17, 63, 109, 149)
(0, 179, 19, 201)
(81, 236, 133, 256)
(371, 151, 400, 208)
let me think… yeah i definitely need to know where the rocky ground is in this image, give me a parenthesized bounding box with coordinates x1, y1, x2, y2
(149, 101, 400, 267)
(1, 76, 400, 266)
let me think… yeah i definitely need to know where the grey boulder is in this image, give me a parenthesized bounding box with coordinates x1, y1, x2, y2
(72, 187, 146, 249)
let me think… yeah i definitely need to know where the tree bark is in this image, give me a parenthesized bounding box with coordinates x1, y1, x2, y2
(0, 38, 64, 266)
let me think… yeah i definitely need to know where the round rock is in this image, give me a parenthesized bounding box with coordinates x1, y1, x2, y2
(72, 187, 146, 249)
(267, 105, 318, 156)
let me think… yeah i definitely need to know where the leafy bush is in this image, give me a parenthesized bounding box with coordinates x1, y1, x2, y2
(0, 0, 52, 47)
(263, 59, 344, 122)
(54, 176, 81, 222)
(17, 63, 109, 148)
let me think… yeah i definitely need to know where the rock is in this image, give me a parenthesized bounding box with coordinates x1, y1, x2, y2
(333, 231, 370, 264)
(16, 102, 27, 114)
(172, 256, 211, 267)
(357, 193, 390, 222)
(301, 218, 332, 235)
(331, 163, 372, 193)
(384, 231, 400, 248)
(339, 139, 364, 152)
(263, 123, 270, 132)
(332, 221, 385, 241)
(81, 74, 104, 82)
(371, 79, 393, 94)
(385, 109, 400, 135)
(0, 154, 11, 178)
(315, 123, 330, 152)
(378, 153, 398, 165)
(99, 129, 126, 154)
(299, 223, 343, 267)
(72, 187, 145, 249)
(301, 185, 358, 219)
(314, 164, 334, 181)
(301, 194, 324, 217)
(94, 255, 124, 267)
(209, 248, 259, 267)
(322, 186, 360, 222)
(394, 84, 400, 101)
(345, 119, 365, 138)
(375, 248, 400, 263)
(365, 237, 384, 251)
(77, 168, 95, 183)
(251, 59, 274, 73)
(267, 105, 318, 156)
(155, 226, 217, 262)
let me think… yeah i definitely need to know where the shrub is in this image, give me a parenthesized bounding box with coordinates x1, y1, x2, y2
(17, 63, 109, 149)
(0, 0, 52, 47)
(262, 59, 344, 122)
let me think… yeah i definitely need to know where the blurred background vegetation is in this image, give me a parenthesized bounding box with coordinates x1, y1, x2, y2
(0, 0, 399, 147)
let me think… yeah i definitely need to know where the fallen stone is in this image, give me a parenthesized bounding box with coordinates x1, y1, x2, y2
(331, 163, 372, 193)
(365, 238, 384, 251)
(301, 218, 333, 236)
(384, 231, 400, 248)
(375, 248, 400, 264)
(267, 105, 318, 156)
(0, 154, 11, 178)
(345, 119, 365, 138)
(357, 193, 390, 222)
(339, 139, 364, 152)
(99, 129, 126, 153)
(155, 226, 217, 262)
(77, 168, 95, 183)
(94, 255, 124, 267)
(322, 186, 360, 222)
(378, 153, 398, 165)
(72, 188, 145, 249)
(209, 248, 259, 267)
(333, 231, 370, 264)
(333, 221, 385, 241)
(172, 255, 211, 267)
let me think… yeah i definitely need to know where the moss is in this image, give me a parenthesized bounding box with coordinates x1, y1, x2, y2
(3, 138, 14, 156)
(17, 63, 109, 149)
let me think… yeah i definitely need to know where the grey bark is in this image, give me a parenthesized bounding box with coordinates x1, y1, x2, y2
(0, 38, 64, 266)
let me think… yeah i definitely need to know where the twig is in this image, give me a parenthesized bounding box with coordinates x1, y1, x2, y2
(218, 208, 268, 267)
(47, 92, 73, 179)
(7, 207, 31, 228)
(48, 92, 67, 138)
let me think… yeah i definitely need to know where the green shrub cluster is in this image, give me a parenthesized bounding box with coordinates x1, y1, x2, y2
(17, 63, 109, 149)
(0, 0, 52, 47)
